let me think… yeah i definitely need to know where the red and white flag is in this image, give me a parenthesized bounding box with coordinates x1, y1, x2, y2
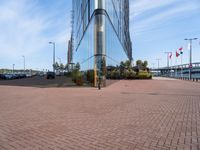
(169, 52, 172, 59)
(179, 47, 183, 54)
(176, 51, 180, 57)
(179, 47, 183, 51)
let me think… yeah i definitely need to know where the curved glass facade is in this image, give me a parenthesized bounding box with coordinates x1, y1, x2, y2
(72, 0, 132, 86)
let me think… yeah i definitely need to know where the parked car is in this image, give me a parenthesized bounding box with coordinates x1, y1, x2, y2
(4, 74, 13, 80)
(46, 72, 55, 79)
(19, 74, 26, 79)
(26, 74, 32, 78)
(0, 74, 6, 80)
(12, 74, 19, 79)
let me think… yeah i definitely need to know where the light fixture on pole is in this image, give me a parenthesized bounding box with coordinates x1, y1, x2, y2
(184, 38, 198, 80)
(49, 42, 56, 73)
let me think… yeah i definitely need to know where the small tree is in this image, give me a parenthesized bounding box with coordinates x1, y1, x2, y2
(60, 63, 64, 72)
(53, 62, 60, 71)
(75, 63, 80, 71)
(64, 64, 69, 72)
(143, 61, 148, 69)
(124, 60, 132, 69)
(136, 60, 143, 67)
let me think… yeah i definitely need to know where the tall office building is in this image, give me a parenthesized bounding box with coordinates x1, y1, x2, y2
(72, 0, 132, 86)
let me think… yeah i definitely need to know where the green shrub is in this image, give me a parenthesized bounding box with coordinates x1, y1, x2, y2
(137, 71, 152, 79)
(123, 69, 129, 79)
(111, 69, 120, 79)
(86, 70, 94, 84)
(76, 73, 83, 86)
(71, 69, 83, 85)
(71, 70, 78, 82)
(128, 70, 136, 79)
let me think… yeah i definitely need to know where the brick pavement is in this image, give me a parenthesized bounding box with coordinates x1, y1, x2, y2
(0, 79, 200, 150)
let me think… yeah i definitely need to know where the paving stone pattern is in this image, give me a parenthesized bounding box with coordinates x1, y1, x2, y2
(0, 79, 200, 150)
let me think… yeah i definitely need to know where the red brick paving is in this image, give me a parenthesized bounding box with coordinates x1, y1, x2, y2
(0, 79, 200, 150)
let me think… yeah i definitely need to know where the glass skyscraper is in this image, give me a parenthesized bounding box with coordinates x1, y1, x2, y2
(71, 0, 132, 86)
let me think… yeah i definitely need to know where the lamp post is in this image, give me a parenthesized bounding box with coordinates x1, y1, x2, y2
(12, 64, 15, 74)
(22, 55, 25, 74)
(49, 42, 56, 73)
(184, 38, 198, 80)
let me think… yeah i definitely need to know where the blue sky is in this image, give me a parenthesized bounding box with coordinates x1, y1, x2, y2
(0, 0, 200, 70)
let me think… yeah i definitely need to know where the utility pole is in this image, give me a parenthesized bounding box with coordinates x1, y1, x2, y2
(184, 38, 198, 80)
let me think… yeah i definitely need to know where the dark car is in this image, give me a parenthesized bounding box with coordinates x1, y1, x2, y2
(4, 74, 13, 80)
(0, 74, 6, 80)
(46, 72, 55, 79)
(19, 74, 26, 79)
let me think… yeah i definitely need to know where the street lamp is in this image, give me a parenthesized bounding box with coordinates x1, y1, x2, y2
(12, 64, 15, 74)
(49, 42, 56, 73)
(184, 38, 198, 80)
(22, 55, 25, 74)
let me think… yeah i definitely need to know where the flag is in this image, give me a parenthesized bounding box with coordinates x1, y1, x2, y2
(176, 51, 180, 57)
(179, 47, 183, 51)
(179, 47, 183, 54)
(169, 52, 172, 59)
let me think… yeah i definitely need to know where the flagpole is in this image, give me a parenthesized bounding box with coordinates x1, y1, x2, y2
(170, 57, 172, 77)
(175, 56, 177, 78)
(165, 52, 171, 77)
(181, 54, 183, 78)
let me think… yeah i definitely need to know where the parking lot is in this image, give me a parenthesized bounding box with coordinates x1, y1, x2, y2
(0, 76, 78, 88)
(0, 78, 200, 150)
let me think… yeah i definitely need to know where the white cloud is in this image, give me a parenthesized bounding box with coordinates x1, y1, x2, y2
(129, 0, 176, 20)
(0, 0, 71, 69)
(130, 0, 200, 36)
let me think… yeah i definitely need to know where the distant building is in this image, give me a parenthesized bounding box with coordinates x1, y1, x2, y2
(72, 0, 132, 86)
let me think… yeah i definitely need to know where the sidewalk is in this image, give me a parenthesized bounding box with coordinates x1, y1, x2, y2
(0, 79, 200, 150)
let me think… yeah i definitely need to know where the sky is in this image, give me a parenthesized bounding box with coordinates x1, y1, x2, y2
(0, 0, 200, 70)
